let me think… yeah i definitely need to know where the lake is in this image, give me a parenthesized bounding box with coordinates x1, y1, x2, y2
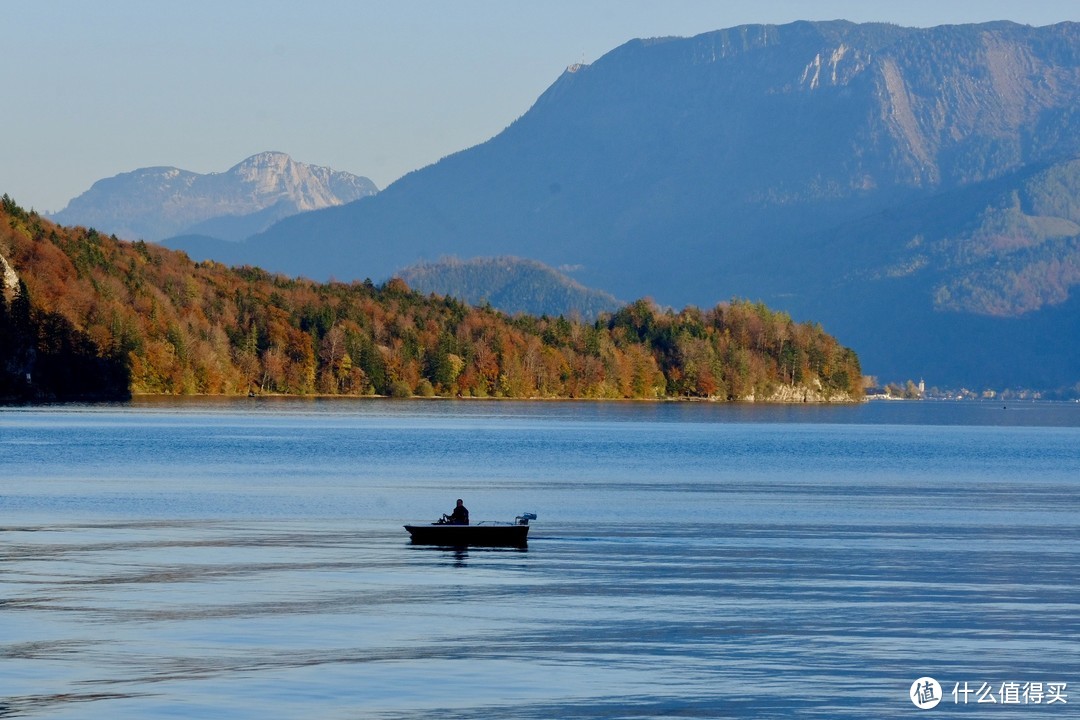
(2, 398, 1078, 718)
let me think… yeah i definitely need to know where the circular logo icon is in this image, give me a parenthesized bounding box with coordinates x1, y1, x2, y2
(910, 677, 942, 709)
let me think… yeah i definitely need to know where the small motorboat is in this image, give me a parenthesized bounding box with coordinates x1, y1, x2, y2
(405, 512, 537, 547)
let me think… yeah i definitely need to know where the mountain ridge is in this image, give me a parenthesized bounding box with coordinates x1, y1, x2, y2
(397, 256, 622, 320)
(166, 20, 1080, 390)
(51, 151, 377, 242)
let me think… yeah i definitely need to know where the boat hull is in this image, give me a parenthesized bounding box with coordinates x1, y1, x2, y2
(404, 523, 530, 547)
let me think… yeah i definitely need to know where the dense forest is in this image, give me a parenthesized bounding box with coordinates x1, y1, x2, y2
(1, 196, 862, 403)
(930, 159, 1080, 317)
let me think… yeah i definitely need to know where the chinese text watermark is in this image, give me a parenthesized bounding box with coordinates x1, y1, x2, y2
(910, 678, 1067, 709)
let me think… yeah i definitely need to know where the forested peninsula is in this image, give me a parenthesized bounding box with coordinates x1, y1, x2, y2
(1, 197, 861, 403)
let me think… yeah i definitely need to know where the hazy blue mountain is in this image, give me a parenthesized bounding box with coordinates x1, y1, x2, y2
(52, 152, 377, 241)
(170, 21, 1080, 390)
(397, 257, 622, 320)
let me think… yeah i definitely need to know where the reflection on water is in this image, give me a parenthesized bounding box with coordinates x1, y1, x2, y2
(2, 400, 1079, 718)
(408, 544, 529, 569)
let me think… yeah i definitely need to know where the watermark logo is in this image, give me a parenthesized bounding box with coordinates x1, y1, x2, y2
(911, 677, 942, 709)
(909, 678, 1068, 708)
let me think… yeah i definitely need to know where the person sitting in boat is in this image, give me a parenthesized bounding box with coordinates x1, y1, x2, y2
(443, 498, 469, 525)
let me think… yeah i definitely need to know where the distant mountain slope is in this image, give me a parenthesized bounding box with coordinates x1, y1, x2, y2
(397, 257, 621, 319)
(51, 152, 377, 241)
(171, 21, 1080, 390)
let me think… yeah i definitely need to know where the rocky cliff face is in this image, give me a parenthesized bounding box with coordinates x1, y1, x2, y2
(50, 152, 377, 242)
(1, 252, 19, 301)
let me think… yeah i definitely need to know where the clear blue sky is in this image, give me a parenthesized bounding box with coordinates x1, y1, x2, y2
(3, 0, 1076, 212)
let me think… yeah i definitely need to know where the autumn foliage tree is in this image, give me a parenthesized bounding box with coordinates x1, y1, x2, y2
(1, 197, 862, 402)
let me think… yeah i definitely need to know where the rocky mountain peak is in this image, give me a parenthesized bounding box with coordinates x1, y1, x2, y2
(50, 153, 378, 242)
(223, 152, 352, 211)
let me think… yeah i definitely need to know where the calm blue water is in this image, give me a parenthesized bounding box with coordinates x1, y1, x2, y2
(1, 399, 1078, 718)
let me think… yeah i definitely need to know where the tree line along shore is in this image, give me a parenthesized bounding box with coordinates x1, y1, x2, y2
(1, 196, 862, 404)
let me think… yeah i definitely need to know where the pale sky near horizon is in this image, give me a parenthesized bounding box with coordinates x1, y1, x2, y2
(3, 0, 1077, 213)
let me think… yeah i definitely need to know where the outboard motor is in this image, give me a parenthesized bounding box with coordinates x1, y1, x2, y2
(515, 512, 537, 526)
